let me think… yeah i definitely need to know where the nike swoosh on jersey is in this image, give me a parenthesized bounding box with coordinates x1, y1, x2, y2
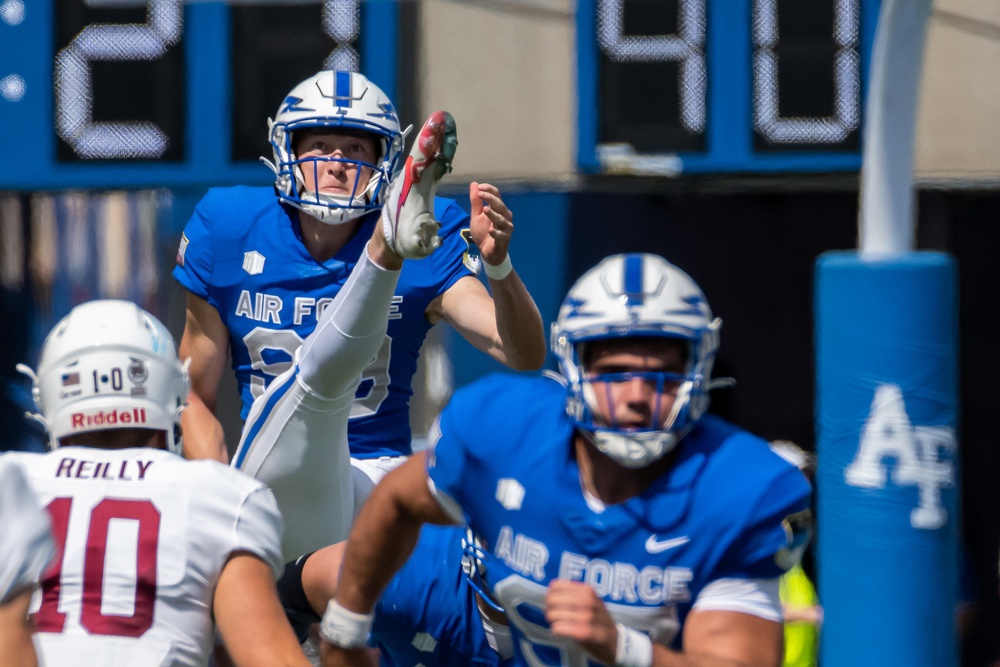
(645, 535, 690, 553)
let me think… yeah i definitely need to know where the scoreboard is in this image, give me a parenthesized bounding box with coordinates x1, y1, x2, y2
(0, 0, 884, 189)
(0, 0, 397, 189)
(578, 0, 882, 174)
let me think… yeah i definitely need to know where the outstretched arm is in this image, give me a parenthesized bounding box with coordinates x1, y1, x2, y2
(427, 182, 546, 371)
(178, 292, 230, 462)
(319, 453, 454, 666)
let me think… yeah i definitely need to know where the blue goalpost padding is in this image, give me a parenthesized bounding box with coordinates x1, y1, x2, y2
(815, 251, 959, 666)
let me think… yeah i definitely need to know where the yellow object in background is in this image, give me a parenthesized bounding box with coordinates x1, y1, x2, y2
(780, 563, 821, 667)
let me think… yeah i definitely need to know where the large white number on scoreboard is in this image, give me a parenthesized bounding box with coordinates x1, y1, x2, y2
(752, 0, 860, 143)
(323, 0, 360, 72)
(54, 0, 183, 159)
(596, 0, 706, 133)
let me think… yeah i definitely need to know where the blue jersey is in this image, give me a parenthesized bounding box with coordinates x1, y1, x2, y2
(173, 186, 476, 458)
(373, 525, 508, 667)
(427, 374, 812, 666)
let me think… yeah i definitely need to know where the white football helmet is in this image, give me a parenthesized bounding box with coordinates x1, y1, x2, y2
(17, 300, 190, 454)
(551, 253, 722, 468)
(264, 70, 406, 225)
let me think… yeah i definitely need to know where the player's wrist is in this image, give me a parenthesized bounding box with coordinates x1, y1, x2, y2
(614, 622, 653, 667)
(483, 254, 513, 280)
(319, 599, 374, 649)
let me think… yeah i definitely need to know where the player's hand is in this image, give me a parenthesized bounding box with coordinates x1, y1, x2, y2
(318, 641, 378, 667)
(469, 182, 513, 266)
(544, 579, 618, 665)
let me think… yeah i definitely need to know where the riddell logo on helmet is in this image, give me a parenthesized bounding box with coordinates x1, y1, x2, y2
(71, 408, 147, 429)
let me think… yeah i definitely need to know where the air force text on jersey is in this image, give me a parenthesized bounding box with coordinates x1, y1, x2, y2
(494, 525, 693, 606)
(235, 290, 403, 326)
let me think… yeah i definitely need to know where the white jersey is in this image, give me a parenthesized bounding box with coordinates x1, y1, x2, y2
(3, 446, 284, 667)
(0, 460, 55, 603)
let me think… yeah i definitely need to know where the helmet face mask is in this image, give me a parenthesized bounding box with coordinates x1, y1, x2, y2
(291, 128, 379, 216)
(551, 253, 721, 467)
(264, 70, 405, 225)
(460, 528, 505, 614)
(19, 300, 190, 455)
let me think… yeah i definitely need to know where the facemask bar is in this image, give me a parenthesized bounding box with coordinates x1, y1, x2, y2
(580, 370, 687, 433)
(460, 528, 505, 614)
(292, 153, 382, 207)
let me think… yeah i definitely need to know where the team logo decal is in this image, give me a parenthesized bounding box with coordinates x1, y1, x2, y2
(845, 384, 955, 530)
(128, 359, 148, 384)
(280, 95, 311, 114)
(176, 233, 189, 267)
(460, 229, 482, 275)
(243, 251, 266, 276)
(411, 633, 437, 653)
(496, 478, 525, 511)
(774, 509, 813, 571)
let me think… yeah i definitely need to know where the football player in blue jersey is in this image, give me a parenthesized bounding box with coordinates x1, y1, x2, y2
(278, 525, 513, 666)
(318, 253, 813, 667)
(173, 71, 545, 554)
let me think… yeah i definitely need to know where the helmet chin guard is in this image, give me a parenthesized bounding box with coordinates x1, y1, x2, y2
(18, 300, 189, 455)
(289, 186, 372, 226)
(552, 253, 722, 468)
(265, 70, 405, 225)
(584, 430, 680, 469)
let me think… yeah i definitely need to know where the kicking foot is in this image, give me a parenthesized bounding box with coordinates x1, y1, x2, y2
(382, 111, 457, 259)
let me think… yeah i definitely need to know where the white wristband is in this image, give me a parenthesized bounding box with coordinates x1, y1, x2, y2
(614, 622, 653, 667)
(319, 600, 374, 649)
(483, 254, 513, 280)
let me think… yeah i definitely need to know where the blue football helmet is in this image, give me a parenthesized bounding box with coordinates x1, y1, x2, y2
(551, 253, 722, 467)
(264, 70, 406, 225)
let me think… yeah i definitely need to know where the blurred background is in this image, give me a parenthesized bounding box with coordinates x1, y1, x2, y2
(1, 0, 998, 662)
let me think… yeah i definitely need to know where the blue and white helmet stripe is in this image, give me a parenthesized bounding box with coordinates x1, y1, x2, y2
(334, 70, 353, 107)
(555, 253, 714, 346)
(623, 253, 647, 306)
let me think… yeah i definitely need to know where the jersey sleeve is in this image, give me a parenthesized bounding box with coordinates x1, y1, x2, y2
(232, 485, 285, 579)
(172, 190, 220, 303)
(429, 198, 477, 294)
(0, 460, 55, 603)
(425, 401, 473, 524)
(727, 467, 813, 580)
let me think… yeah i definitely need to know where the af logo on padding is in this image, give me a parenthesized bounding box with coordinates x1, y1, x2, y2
(845, 384, 956, 530)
